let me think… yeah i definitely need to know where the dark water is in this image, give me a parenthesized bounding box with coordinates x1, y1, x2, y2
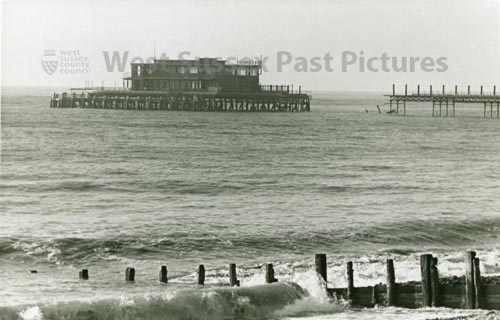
(1, 88, 499, 319)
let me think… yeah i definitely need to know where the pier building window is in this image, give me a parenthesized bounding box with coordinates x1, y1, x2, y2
(189, 67, 198, 74)
(177, 66, 186, 74)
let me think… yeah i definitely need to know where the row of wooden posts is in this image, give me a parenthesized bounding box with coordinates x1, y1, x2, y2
(73, 251, 493, 309)
(315, 251, 487, 309)
(78, 262, 277, 287)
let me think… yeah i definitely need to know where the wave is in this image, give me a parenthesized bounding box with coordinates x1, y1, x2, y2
(1, 216, 499, 266)
(1, 282, 311, 320)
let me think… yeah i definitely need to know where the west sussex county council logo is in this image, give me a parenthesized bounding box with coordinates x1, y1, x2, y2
(41, 49, 59, 75)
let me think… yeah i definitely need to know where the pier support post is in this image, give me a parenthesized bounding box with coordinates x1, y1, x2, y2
(481, 85, 483, 95)
(265, 263, 278, 283)
(405, 84, 407, 96)
(126, 267, 135, 282)
(79, 269, 89, 280)
(453, 100, 456, 117)
(484, 103, 487, 118)
(198, 264, 205, 285)
(439, 100, 442, 117)
(420, 254, 432, 307)
(446, 100, 449, 116)
(347, 261, 355, 303)
(494, 85, 497, 96)
(465, 251, 476, 309)
(229, 263, 240, 287)
(430, 85, 433, 96)
(315, 254, 327, 284)
(468, 85, 471, 95)
(455, 85, 458, 95)
(159, 265, 168, 283)
(386, 259, 396, 306)
(417, 85, 420, 96)
(392, 84, 395, 95)
(432, 101, 435, 117)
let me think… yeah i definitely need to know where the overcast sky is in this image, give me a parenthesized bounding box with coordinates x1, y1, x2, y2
(2, 0, 499, 92)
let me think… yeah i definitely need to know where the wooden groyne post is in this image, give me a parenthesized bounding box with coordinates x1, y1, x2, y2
(197, 264, 205, 285)
(465, 251, 476, 309)
(420, 254, 433, 307)
(386, 259, 396, 306)
(315, 253, 327, 283)
(125, 267, 135, 282)
(346, 261, 355, 303)
(265, 263, 278, 283)
(79, 269, 89, 280)
(159, 265, 168, 283)
(229, 263, 240, 287)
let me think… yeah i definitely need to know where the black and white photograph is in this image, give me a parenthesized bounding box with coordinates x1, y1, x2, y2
(1, 0, 500, 319)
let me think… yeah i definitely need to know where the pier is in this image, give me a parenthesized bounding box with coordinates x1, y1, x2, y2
(387, 84, 500, 117)
(50, 89, 311, 112)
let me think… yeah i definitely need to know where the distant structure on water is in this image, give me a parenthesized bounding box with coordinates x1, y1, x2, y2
(50, 57, 311, 112)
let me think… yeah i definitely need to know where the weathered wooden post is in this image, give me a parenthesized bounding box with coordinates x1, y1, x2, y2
(79, 269, 89, 280)
(198, 264, 205, 285)
(442, 85, 445, 95)
(159, 265, 168, 283)
(420, 254, 432, 307)
(480, 85, 483, 95)
(371, 285, 379, 306)
(126, 267, 135, 282)
(229, 263, 239, 287)
(265, 263, 278, 283)
(392, 84, 395, 96)
(468, 85, 471, 95)
(473, 257, 482, 309)
(315, 254, 327, 284)
(386, 259, 396, 306)
(405, 84, 407, 96)
(431, 257, 440, 307)
(346, 261, 355, 303)
(465, 251, 476, 309)
(494, 85, 496, 96)
(430, 85, 433, 96)
(455, 85, 458, 95)
(417, 84, 420, 96)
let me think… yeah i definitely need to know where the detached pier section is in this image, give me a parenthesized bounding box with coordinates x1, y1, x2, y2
(50, 57, 311, 112)
(387, 84, 500, 117)
(50, 90, 311, 112)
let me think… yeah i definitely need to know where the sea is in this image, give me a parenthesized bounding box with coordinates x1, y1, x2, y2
(1, 87, 499, 320)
